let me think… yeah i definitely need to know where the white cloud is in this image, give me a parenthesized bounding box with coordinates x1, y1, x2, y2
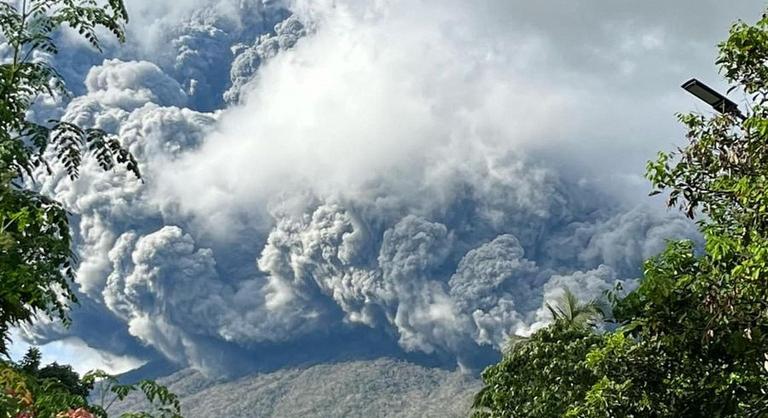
(9, 330, 143, 375)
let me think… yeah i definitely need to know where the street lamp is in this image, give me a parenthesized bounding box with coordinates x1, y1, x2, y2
(681, 78, 745, 119)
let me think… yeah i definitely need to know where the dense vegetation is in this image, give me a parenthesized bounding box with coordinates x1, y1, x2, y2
(473, 11, 768, 418)
(0, 1, 178, 416)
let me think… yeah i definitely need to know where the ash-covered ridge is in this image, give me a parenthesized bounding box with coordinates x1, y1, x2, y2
(106, 358, 480, 418)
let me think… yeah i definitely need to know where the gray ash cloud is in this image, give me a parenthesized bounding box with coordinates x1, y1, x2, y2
(13, 0, 760, 375)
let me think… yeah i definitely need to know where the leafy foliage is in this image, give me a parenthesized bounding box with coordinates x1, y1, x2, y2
(472, 290, 605, 417)
(84, 370, 182, 418)
(0, 0, 139, 355)
(0, 174, 77, 355)
(545, 288, 602, 328)
(0, 1, 183, 416)
(0, 348, 182, 417)
(472, 323, 602, 418)
(474, 10, 768, 418)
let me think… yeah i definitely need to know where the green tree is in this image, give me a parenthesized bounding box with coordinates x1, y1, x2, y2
(37, 362, 93, 399)
(474, 10, 768, 418)
(0, 0, 139, 355)
(1, 351, 183, 417)
(545, 288, 602, 328)
(0, 1, 182, 416)
(19, 347, 41, 373)
(472, 321, 602, 417)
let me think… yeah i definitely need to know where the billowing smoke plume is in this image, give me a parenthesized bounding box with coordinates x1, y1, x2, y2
(12, 0, 760, 375)
(226, 14, 308, 104)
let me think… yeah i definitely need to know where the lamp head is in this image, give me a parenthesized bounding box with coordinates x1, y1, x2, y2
(681, 78, 743, 118)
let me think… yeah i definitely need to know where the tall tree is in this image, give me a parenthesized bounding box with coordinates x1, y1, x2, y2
(472, 311, 603, 417)
(1, 351, 183, 417)
(0, 0, 138, 355)
(474, 10, 768, 418)
(0, 1, 183, 416)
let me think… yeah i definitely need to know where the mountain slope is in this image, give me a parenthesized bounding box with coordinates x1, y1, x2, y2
(108, 358, 481, 417)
